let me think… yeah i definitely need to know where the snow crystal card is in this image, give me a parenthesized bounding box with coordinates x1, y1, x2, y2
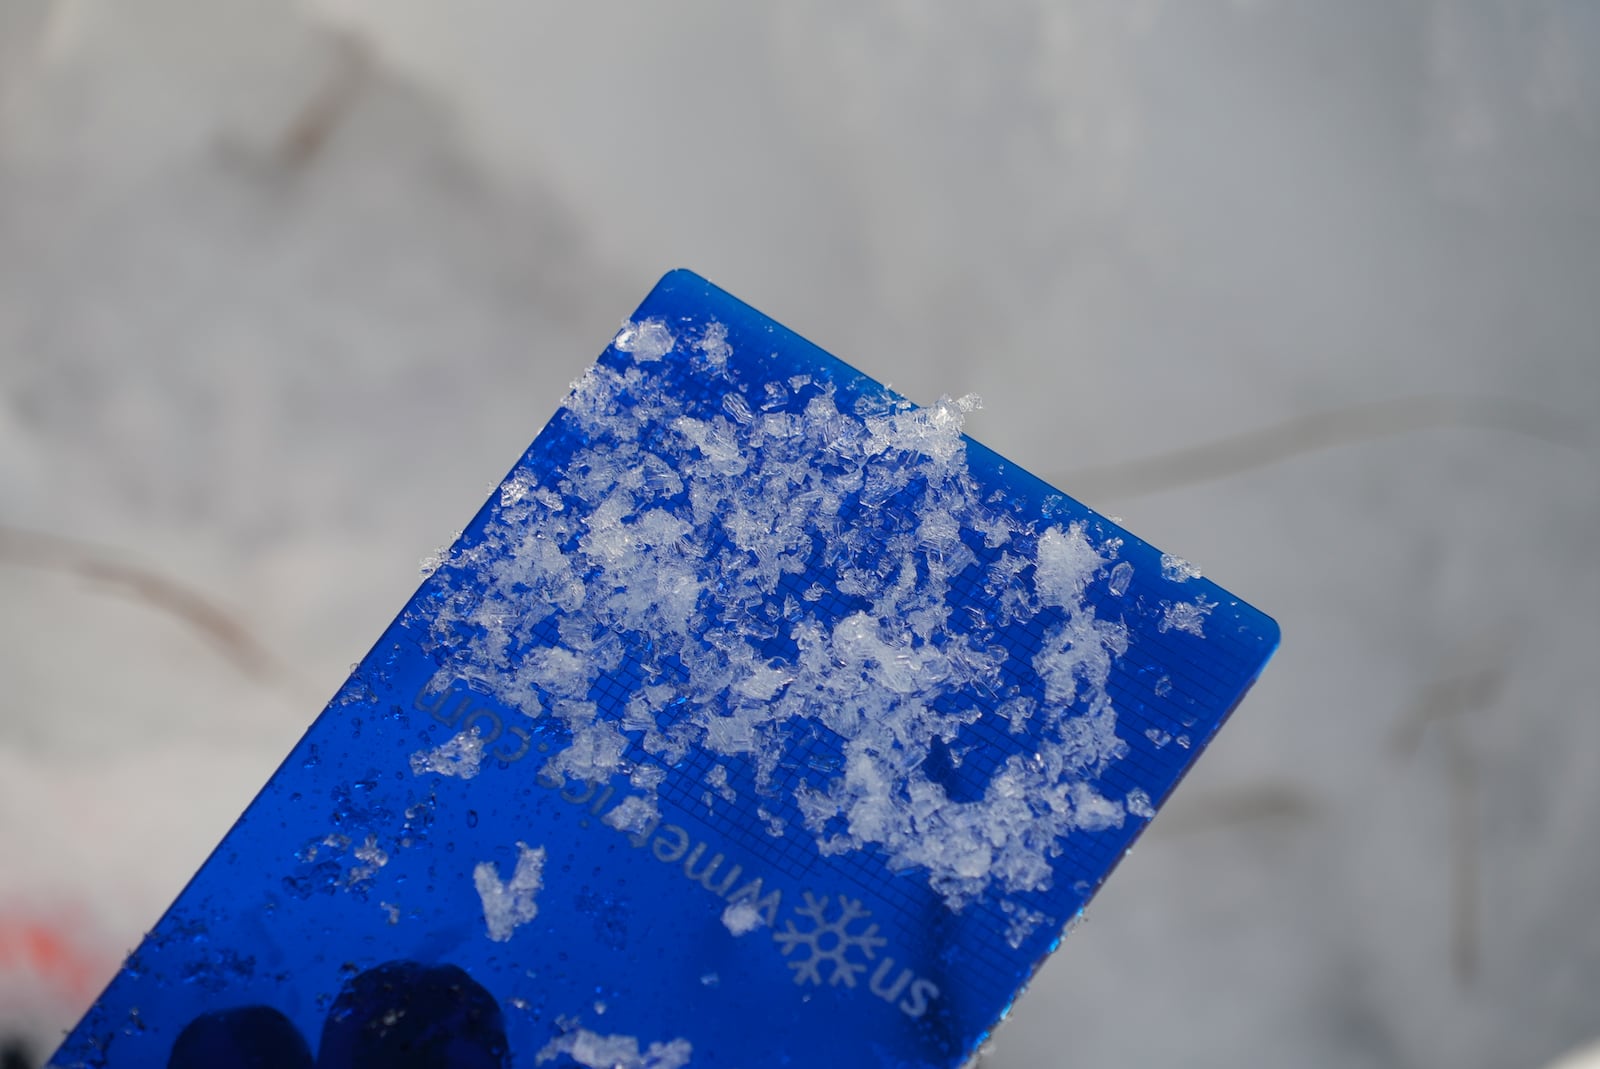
(52, 270, 1278, 1068)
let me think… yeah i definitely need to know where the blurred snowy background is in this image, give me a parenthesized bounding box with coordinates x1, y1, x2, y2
(1, 0, 1597, 1065)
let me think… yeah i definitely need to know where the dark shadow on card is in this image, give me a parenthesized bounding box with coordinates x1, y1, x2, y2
(316, 960, 509, 1069)
(168, 1007, 314, 1069)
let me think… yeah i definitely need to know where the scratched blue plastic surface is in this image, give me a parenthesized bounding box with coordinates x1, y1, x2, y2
(53, 270, 1278, 1068)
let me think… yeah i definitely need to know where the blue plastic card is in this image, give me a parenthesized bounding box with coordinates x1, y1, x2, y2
(52, 270, 1278, 1068)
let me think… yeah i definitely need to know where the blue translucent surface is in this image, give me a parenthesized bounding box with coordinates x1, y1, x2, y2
(53, 270, 1278, 1068)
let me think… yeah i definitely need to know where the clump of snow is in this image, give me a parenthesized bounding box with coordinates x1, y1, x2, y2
(500, 470, 537, 508)
(473, 841, 545, 942)
(1159, 553, 1202, 583)
(721, 898, 763, 936)
(998, 696, 1034, 735)
(613, 319, 676, 362)
(1159, 596, 1216, 637)
(1069, 783, 1125, 831)
(418, 545, 449, 578)
(863, 393, 981, 464)
(348, 835, 389, 883)
(299, 831, 395, 891)
(602, 794, 660, 838)
(409, 727, 487, 779)
(425, 318, 1140, 909)
(703, 764, 736, 809)
(537, 1025, 692, 1069)
(757, 807, 785, 838)
(1126, 788, 1155, 820)
(696, 321, 732, 367)
(1034, 522, 1104, 607)
(1000, 901, 1051, 950)
(630, 764, 667, 791)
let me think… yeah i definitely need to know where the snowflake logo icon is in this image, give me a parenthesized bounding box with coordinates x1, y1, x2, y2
(772, 892, 888, 987)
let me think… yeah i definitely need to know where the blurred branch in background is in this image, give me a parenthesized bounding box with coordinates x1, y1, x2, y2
(274, 32, 369, 172)
(0, 526, 295, 694)
(1058, 395, 1588, 501)
(1393, 663, 1508, 988)
(212, 27, 370, 179)
(1144, 781, 1319, 839)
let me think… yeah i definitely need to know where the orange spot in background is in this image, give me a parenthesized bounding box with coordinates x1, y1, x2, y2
(0, 912, 117, 1005)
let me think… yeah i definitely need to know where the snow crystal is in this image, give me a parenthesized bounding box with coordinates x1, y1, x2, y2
(1070, 783, 1125, 832)
(500, 470, 536, 508)
(1034, 522, 1105, 608)
(696, 321, 731, 367)
(426, 319, 1140, 909)
(536, 1026, 693, 1069)
(998, 696, 1035, 735)
(1126, 788, 1155, 820)
(630, 764, 667, 791)
(721, 390, 754, 425)
(409, 727, 487, 780)
(602, 795, 660, 838)
(1107, 560, 1134, 597)
(348, 835, 389, 883)
(1159, 596, 1216, 638)
(721, 898, 763, 936)
(1160, 553, 1202, 583)
(1000, 901, 1051, 950)
(418, 546, 448, 578)
(473, 841, 545, 942)
(543, 720, 628, 783)
(704, 764, 737, 805)
(863, 393, 981, 465)
(613, 319, 675, 362)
